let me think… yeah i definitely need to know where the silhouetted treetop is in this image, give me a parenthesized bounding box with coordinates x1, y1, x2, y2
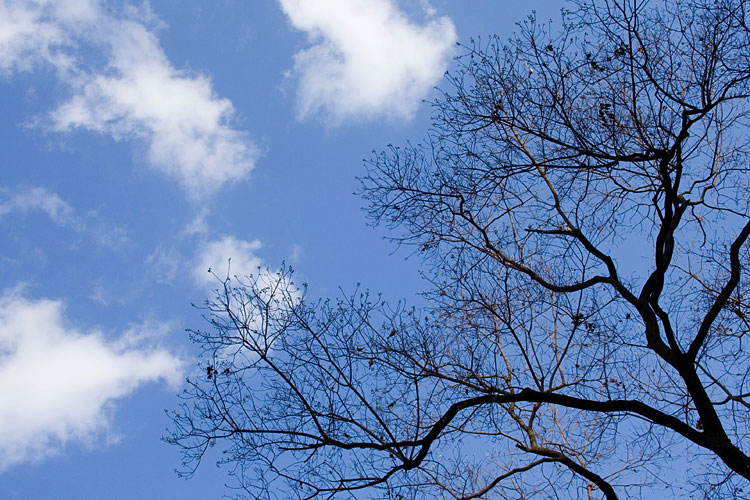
(169, 1, 750, 498)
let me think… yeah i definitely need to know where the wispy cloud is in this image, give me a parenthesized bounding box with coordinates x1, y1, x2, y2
(0, 289, 183, 470)
(0, 186, 128, 248)
(279, 0, 456, 123)
(0, 186, 77, 227)
(0, 1, 258, 199)
(0, 0, 97, 75)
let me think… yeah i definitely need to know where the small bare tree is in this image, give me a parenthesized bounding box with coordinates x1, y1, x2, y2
(168, 0, 750, 498)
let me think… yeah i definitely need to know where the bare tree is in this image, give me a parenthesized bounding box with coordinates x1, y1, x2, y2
(167, 0, 750, 498)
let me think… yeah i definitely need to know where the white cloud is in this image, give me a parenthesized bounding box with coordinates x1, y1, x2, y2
(181, 208, 211, 237)
(0, 289, 183, 470)
(0, 1, 258, 199)
(0, 186, 77, 227)
(279, 0, 456, 122)
(0, 186, 129, 248)
(146, 243, 184, 285)
(0, 0, 96, 75)
(192, 237, 301, 360)
(288, 242, 303, 264)
(194, 236, 263, 288)
(50, 19, 258, 199)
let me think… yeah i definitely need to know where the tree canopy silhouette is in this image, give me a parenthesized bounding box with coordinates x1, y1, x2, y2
(167, 1, 750, 498)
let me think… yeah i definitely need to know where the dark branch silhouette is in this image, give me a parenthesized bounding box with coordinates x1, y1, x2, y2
(167, 1, 750, 498)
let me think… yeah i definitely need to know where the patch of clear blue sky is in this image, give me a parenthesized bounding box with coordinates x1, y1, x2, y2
(0, 1, 561, 498)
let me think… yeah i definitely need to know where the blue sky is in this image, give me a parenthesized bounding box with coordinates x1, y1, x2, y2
(0, 1, 559, 498)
